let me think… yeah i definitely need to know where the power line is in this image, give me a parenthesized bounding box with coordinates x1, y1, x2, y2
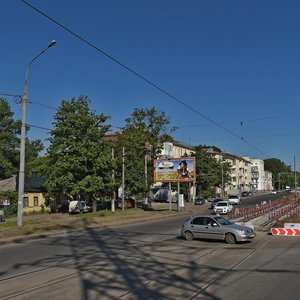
(20, 0, 269, 157)
(28, 100, 57, 110)
(243, 112, 300, 123)
(176, 111, 300, 129)
(0, 92, 22, 104)
(27, 123, 121, 133)
(27, 123, 52, 131)
(0, 92, 57, 110)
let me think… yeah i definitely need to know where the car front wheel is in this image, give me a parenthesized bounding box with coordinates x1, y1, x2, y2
(225, 233, 236, 244)
(185, 231, 194, 241)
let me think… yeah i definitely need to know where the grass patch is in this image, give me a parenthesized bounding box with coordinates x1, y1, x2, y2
(275, 214, 300, 227)
(0, 207, 178, 240)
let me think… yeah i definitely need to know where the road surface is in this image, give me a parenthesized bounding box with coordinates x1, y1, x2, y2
(0, 210, 299, 300)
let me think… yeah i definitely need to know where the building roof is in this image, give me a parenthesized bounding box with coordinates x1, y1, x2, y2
(0, 175, 17, 191)
(0, 175, 47, 193)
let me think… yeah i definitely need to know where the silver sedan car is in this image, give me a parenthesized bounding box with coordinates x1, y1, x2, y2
(181, 215, 256, 244)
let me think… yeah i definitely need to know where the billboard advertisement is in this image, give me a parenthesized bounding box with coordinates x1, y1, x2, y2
(154, 157, 196, 182)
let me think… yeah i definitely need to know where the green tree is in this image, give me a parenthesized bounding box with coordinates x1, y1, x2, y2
(0, 191, 18, 215)
(264, 158, 292, 189)
(194, 146, 231, 197)
(115, 107, 175, 198)
(0, 98, 45, 179)
(124, 107, 176, 160)
(25, 138, 44, 175)
(0, 98, 20, 179)
(46, 96, 113, 203)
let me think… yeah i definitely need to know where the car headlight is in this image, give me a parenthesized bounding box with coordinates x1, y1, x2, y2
(237, 230, 247, 234)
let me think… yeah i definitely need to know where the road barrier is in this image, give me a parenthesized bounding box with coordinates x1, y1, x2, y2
(271, 228, 300, 236)
(228, 198, 300, 222)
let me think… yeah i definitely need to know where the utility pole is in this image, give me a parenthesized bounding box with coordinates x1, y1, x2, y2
(168, 182, 172, 212)
(111, 148, 115, 212)
(145, 154, 148, 205)
(122, 147, 125, 211)
(221, 162, 224, 198)
(294, 155, 297, 200)
(18, 40, 56, 227)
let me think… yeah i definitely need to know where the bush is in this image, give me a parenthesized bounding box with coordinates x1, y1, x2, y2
(0, 191, 18, 215)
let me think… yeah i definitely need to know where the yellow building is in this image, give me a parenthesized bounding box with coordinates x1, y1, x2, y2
(0, 175, 49, 213)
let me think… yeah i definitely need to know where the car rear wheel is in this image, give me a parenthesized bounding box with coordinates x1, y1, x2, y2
(225, 233, 236, 244)
(185, 231, 194, 241)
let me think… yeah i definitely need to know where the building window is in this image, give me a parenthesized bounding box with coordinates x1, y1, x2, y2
(23, 197, 29, 208)
(34, 196, 39, 207)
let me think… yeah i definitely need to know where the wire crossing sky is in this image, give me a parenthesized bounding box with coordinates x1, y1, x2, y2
(1, 0, 300, 167)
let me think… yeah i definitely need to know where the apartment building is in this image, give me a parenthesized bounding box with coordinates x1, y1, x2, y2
(243, 158, 273, 191)
(161, 141, 195, 158)
(206, 149, 272, 192)
(218, 153, 252, 192)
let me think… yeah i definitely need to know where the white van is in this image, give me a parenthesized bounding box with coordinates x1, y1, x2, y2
(69, 201, 91, 214)
(228, 195, 241, 205)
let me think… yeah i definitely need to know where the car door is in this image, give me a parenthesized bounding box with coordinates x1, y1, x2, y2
(190, 217, 206, 239)
(203, 217, 223, 240)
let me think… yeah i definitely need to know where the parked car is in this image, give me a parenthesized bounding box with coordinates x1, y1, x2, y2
(96, 200, 111, 211)
(213, 201, 233, 214)
(209, 196, 218, 202)
(210, 198, 223, 209)
(271, 190, 277, 194)
(181, 214, 256, 244)
(69, 201, 92, 214)
(228, 195, 241, 205)
(117, 198, 135, 209)
(195, 197, 205, 205)
(241, 191, 249, 197)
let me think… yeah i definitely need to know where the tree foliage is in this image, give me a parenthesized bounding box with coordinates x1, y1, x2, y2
(45, 96, 113, 202)
(0, 191, 18, 215)
(0, 98, 20, 179)
(0, 98, 45, 179)
(264, 158, 293, 188)
(194, 145, 231, 197)
(25, 138, 44, 175)
(115, 107, 175, 198)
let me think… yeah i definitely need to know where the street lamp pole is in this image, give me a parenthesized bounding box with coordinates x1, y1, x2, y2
(17, 40, 56, 227)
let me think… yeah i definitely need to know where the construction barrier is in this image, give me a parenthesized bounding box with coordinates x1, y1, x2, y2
(271, 228, 300, 236)
(284, 223, 300, 229)
(228, 199, 300, 222)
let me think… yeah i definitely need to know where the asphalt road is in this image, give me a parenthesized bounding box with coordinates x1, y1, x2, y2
(0, 207, 299, 300)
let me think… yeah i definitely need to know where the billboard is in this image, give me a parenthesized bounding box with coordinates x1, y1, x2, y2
(154, 157, 196, 182)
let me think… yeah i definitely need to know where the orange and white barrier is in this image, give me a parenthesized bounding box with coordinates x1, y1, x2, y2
(271, 228, 300, 236)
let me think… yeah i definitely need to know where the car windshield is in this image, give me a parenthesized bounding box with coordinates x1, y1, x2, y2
(216, 202, 227, 206)
(230, 196, 238, 199)
(214, 216, 233, 225)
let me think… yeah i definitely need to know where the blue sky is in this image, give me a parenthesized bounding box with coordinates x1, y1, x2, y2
(1, 0, 300, 168)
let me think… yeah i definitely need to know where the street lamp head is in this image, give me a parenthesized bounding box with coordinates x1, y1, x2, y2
(48, 40, 56, 48)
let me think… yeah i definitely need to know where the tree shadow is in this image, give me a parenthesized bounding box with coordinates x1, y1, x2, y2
(1, 224, 300, 299)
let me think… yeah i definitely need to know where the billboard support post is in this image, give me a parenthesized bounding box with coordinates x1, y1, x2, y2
(177, 182, 180, 212)
(168, 182, 172, 211)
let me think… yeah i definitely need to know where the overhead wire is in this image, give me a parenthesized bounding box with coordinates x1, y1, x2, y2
(3, 91, 293, 141)
(20, 0, 269, 157)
